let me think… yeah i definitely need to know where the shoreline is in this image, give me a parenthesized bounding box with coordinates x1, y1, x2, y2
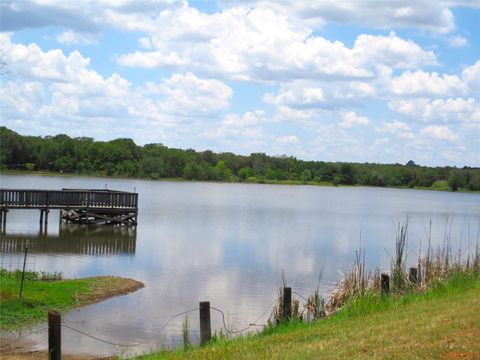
(1, 169, 479, 194)
(1, 274, 144, 357)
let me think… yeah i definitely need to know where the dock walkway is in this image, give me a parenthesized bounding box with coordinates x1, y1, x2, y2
(0, 188, 138, 227)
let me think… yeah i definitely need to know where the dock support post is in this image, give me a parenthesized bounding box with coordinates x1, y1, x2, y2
(199, 301, 211, 346)
(283, 287, 292, 321)
(39, 209, 44, 225)
(48, 310, 61, 360)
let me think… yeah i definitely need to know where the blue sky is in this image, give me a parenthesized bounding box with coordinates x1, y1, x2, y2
(1, 1, 479, 166)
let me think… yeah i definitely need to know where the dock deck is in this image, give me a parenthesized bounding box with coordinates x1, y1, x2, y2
(0, 188, 138, 227)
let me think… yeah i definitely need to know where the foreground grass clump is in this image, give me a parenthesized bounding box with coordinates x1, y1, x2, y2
(0, 268, 143, 330)
(137, 271, 480, 359)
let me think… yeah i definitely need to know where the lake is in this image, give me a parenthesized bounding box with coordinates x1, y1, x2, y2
(1, 174, 479, 357)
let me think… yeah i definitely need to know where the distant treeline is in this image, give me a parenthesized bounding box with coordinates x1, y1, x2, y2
(1, 126, 479, 191)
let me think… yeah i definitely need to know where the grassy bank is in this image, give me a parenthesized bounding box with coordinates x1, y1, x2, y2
(138, 271, 480, 359)
(2, 169, 479, 194)
(0, 269, 144, 330)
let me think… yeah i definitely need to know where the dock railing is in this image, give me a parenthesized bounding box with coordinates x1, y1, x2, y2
(0, 189, 138, 210)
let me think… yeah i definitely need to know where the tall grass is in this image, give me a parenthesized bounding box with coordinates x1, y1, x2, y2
(271, 272, 303, 324)
(338, 221, 479, 306)
(270, 219, 480, 326)
(392, 220, 407, 289)
(182, 315, 190, 351)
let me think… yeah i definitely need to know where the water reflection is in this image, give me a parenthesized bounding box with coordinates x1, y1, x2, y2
(0, 174, 479, 357)
(0, 224, 136, 255)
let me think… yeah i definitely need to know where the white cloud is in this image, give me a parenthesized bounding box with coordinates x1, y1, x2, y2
(0, 36, 234, 144)
(375, 121, 416, 140)
(389, 70, 467, 97)
(117, 6, 437, 81)
(143, 72, 233, 115)
(448, 35, 469, 47)
(138, 37, 152, 49)
(370, 137, 390, 149)
(264, 86, 325, 108)
(420, 125, 458, 140)
(264, 80, 375, 110)
(276, 135, 299, 144)
(223, 110, 265, 128)
(352, 32, 437, 70)
(0, 0, 176, 33)
(389, 98, 479, 125)
(254, 1, 456, 34)
(339, 112, 370, 128)
(199, 112, 274, 155)
(202, 110, 267, 141)
(462, 60, 480, 91)
(2, 0, 468, 36)
(56, 30, 97, 45)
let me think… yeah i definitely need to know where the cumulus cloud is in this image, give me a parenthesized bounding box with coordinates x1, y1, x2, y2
(2, 0, 470, 36)
(56, 30, 97, 45)
(420, 125, 458, 140)
(339, 112, 370, 128)
(448, 35, 469, 47)
(202, 111, 266, 139)
(253, 1, 457, 34)
(275, 135, 300, 144)
(389, 70, 467, 97)
(389, 98, 479, 125)
(264, 79, 375, 111)
(462, 61, 480, 91)
(117, 5, 437, 81)
(375, 121, 416, 140)
(199, 111, 271, 154)
(0, 35, 234, 143)
(143, 72, 232, 115)
(0, 0, 177, 32)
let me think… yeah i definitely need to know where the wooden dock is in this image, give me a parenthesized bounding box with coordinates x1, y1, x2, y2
(0, 188, 138, 228)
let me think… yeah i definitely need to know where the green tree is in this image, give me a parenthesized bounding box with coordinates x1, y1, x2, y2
(215, 160, 231, 181)
(238, 167, 255, 180)
(466, 172, 480, 191)
(301, 169, 312, 183)
(339, 164, 356, 185)
(448, 171, 465, 191)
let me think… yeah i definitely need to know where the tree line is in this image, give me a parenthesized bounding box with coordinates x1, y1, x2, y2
(1, 126, 479, 191)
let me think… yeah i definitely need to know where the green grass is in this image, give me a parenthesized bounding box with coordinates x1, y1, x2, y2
(0, 269, 142, 330)
(137, 271, 480, 359)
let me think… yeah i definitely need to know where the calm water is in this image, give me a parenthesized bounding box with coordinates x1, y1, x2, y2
(1, 174, 479, 356)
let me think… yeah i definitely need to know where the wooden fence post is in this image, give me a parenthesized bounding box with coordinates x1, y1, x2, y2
(409, 267, 418, 284)
(283, 287, 292, 321)
(381, 273, 390, 296)
(199, 301, 211, 346)
(48, 310, 61, 360)
(19, 246, 28, 298)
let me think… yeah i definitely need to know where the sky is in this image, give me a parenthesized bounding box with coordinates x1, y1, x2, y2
(0, 0, 479, 167)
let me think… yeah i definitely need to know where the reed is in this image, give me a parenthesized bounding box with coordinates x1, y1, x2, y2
(271, 272, 304, 324)
(271, 219, 480, 326)
(182, 315, 190, 351)
(392, 220, 408, 290)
